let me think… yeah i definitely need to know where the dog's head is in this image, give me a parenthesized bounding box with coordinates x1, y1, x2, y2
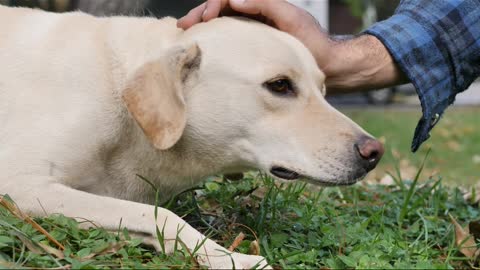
(123, 17, 384, 186)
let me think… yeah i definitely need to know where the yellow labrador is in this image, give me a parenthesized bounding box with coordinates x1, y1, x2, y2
(0, 6, 384, 269)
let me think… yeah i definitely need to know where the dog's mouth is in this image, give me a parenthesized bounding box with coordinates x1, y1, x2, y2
(269, 166, 367, 185)
(269, 166, 301, 180)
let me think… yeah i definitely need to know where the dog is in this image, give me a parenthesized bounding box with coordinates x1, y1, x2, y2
(0, 5, 384, 269)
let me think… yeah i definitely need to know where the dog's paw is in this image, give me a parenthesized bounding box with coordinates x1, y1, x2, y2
(136, 233, 270, 269)
(197, 251, 270, 269)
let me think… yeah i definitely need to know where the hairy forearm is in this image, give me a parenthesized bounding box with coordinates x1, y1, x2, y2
(321, 35, 408, 94)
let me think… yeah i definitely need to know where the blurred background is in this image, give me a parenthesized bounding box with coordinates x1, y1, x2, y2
(1, 0, 478, 185)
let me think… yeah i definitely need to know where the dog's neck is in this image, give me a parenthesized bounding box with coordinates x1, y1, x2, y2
(108, 119, 221, 204)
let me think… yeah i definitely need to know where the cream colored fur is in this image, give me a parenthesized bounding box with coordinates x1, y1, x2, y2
(0, 6, 374, 269)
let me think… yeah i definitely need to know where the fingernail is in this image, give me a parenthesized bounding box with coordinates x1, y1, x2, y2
(202, 8, 208, 19)
(231, 0, 246, 5)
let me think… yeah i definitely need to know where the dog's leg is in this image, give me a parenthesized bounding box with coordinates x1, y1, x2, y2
(2, 176, 269, 269)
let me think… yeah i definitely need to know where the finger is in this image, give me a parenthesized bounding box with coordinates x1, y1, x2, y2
(230, 0, 298, 29)
(228, 0, 263, 15)
(265, 1, 308, 30)
(177, 3, 207, 29)
(202, 0, 229, 22)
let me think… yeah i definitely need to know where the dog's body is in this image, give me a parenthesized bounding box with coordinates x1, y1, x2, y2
(0, 6, 383, 268)
(1, 8, 195, 202)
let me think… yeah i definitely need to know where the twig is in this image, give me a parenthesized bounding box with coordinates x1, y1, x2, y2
(228, 232, 245, 252)
(0, 195, 65, 250)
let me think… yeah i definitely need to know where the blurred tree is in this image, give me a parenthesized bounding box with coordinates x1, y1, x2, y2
(375, 0, 400, 21)
(342, 0, 400, 22)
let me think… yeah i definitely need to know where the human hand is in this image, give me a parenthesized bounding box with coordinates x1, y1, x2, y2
(178, 0, 407, 93)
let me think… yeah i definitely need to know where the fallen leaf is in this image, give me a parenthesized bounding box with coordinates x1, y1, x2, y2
(391, 149, 401, 159)
(449, 214, 480, 259)
(251, 186, 269, 199)
(379, 174, 395, 186)
(473, 155, 480, 164)
(438, 128, 451, 138)
(462, 126, 475, 135)
(15, 233, 44, 255)
(12, 232, 65, 259)
(83, 242, 127, 260)
(398, 159, 418, 180)
(38, 242, 65, 259)
(248, 240, 260, 256)
(447, 140, 462, 152)
(239, 196, 259, 209)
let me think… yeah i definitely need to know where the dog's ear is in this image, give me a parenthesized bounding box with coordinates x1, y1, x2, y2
(123, 44, 201, 150)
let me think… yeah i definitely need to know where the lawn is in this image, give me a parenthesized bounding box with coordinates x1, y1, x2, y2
(1, 107, 479, 269)
(345, 106, 480, 185)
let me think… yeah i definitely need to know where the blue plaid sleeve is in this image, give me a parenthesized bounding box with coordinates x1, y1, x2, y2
(364, 0, 480, 152)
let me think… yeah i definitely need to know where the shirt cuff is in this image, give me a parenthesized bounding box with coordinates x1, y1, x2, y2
(364, 14, 456, 152)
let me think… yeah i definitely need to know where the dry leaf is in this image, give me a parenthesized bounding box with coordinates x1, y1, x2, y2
(252, 186, 269, 199)
(248, 240, 260, 256)
(447, 140, 462, 152)
(449, 214, 480, 259)
(398, 159, 418, 180)
(473, 155, 480, 164)
(100, 242, 127, 255)
(38, 242, 65, 259)
(462, 126, 475, 135)
(239, 196, 259, 209)
(438, 128, 451, 138)
(391, 149, 401, 159)
(379, 174, 395, 186)
(15, 233, 44, 255)
(13, 231, 65, 259)
(83, 242, 127, 260)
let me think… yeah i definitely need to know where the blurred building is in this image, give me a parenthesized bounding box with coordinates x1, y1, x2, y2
(288, 0, 329, 30)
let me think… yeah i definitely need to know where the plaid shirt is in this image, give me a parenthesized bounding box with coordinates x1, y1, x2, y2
(365, 0, 480, 152)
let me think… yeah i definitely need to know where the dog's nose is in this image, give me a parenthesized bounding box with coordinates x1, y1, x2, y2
(355, 137, 385, 171)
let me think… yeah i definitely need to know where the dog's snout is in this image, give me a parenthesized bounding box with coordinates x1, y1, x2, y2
(355, 137, 385, 171)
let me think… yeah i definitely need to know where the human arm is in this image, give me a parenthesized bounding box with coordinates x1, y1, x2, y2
(324, 0, 480, 151)
(364, 0, 480, 151)
(178, 0, 480, 151)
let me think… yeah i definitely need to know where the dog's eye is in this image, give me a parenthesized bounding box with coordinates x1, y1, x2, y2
(264, 78, 295, 96)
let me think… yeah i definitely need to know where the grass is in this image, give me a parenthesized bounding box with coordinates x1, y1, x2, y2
(1, 107, 479, 269)
(1, 170, 480, 269)
(0, 194, 202, 269)
(344, 106, 480, 185)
